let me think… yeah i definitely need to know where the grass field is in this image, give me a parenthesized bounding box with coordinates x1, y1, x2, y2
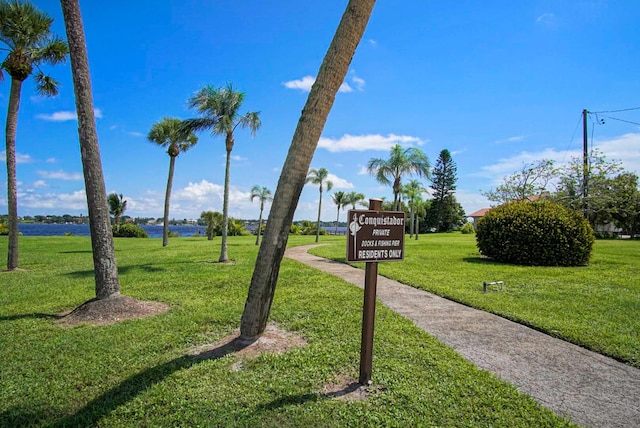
(0, 235, 574, 427)
(311, 233, 640, 369)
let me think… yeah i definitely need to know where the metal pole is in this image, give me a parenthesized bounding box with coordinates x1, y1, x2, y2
(582, 109, 589, 201)
(359, 198, 382, 385)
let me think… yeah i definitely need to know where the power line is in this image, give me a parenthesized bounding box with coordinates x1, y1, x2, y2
(598, 114, 640, 127)
(590, 106, 640, 114)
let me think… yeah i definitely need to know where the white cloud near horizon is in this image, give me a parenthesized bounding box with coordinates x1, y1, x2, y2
(477, 132, 640, 185)
(37, 170, 83, 180)
(36, 108, 103, 121)
(318, 133, 425, 152)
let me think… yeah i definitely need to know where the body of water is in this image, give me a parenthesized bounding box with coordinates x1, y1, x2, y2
(18, 223, 206, 239)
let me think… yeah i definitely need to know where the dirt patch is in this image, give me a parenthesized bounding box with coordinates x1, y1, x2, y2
(190, 323, 307, 370)
(57, 295, 170, 327)
(321, 375, 386, 401)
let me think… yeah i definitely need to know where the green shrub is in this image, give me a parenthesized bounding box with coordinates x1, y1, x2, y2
(113, 223, 148, 238)
(0, 223, 8, 235)
(475, 200, 594, 266)
(460, 222, 475, 234)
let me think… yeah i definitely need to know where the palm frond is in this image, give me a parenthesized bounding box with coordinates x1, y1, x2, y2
(179, 117, 218, 135)
(33, 36, 68, 65)
(34, 71, 59, 96)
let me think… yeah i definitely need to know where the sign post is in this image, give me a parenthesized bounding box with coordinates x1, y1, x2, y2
(347, 198, 405, 385)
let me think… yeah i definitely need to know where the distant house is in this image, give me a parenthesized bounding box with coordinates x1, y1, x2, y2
(468, 208, 491, 227)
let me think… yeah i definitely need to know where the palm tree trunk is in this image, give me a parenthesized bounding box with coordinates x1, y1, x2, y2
(5, 78, 22, 270)
(409, 206, 414, 238)
(163, 156, 176, 247)
(415, 214, 420, 240)
(255, 204, 263, 246)
(61, 0, 120, 299)
(219, 147, 231, 262)
(240, 0, 376, 339)
(335, 207, 340, 235)
(315, 189, 322, 243)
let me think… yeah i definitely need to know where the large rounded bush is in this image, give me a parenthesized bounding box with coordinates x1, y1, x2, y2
(112, 223, 148, 238)
(476, 200, 594, 266)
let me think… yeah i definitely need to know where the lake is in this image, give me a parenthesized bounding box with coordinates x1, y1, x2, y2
(17, 223, 206, 239)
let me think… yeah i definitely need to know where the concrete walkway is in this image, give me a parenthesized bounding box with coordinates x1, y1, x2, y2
(285, 245, 640, 428)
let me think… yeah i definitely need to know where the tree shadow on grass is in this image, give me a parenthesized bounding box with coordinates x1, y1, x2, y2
(50, 336, 256, 427)
(462, 257, 504, 265)
(65, 264, 166, 279)
(0, 313, 60, 322)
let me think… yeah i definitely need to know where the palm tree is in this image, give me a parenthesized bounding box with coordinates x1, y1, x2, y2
(148, 117, 198, 247)
(60, 0, 119, 299)
(306, 167, 333, 243)
(107, 193, 126, 231)
(345, 191, 366, 210)
(240, 0, 376, 339)
(1, 0, 68, 270)
(331, 191, 347, 234)
(200, 210, 222, 240)
(367, 144, 430, 211)
(251, 185, 272, 245)
(182, 83, 261, 263)
(403, 179, 427, 238)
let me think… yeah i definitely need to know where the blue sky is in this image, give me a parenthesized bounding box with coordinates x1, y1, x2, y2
(2, 1, 639, 222)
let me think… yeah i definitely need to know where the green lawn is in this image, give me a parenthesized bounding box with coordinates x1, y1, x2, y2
(0, 235, 572, 427)
(311, 233, 640, 368)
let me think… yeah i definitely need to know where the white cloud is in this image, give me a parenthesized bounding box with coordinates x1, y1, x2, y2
(318, 133, 425, 152)
(230, 154, 247, 161)
(127, 131, 144, 137)
(33, 180, 48, 188)
(18, 189, 87, 211)
(37, 170, 83, 180)
(367, 39, 377, 46)
(0, 151, 34, 163)
(351, 76, 366, 91)
(357, 165, 369, 175)
(36, 108, 103, 121)
(283, 75, 362, 93)
(536, 13, 557, 26)
(283, 76, 316, 92)
(476, 132, 640, 185)
(494, 135, 525, 144)
(326, 173, 354, 189)
(46, 157, 57, 163)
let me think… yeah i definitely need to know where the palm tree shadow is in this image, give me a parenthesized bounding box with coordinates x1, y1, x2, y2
(462, 257, 503, 265)
(65, 264, 165, 278)
(52, 336, 256, 427)
(0, 313, 61, 322)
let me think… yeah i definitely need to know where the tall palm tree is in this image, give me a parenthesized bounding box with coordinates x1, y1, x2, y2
(367, 144, 430, 211)
(240, 0, 376, 339)
(250, 185, 272, 245)
(148, 117, 198, 247)
(60, 0, 119, 299)
(331, 191, 347, 234)
(306, 167, 333, 243)
(345, 191, 366, 210)
(1, 0, 68, 270)
(107, 193, 126, 231)
(403, 179, 427, 238)
(182, 83, 261, 263)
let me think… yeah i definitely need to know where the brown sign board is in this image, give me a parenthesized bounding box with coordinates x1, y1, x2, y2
(346, 210, 406, 262)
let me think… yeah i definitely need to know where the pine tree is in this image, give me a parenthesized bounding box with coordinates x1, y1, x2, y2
(429, 149, 463, 232)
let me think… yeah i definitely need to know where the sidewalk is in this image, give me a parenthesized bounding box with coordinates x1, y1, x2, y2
(285, 245, 640, 428)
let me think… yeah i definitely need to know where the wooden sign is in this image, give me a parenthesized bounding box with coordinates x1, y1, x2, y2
(346, 210, 405, 262)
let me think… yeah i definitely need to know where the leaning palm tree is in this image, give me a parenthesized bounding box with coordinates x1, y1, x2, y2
(306, 167, 333, 243)
(251, 185, 272, 245)
(367, 144, 430, 211)
(148, 117, 198, 247)
(331, 191, 347, 234)
(403, 179, 427, 238)
(240, 0, 376, 339)
(345, 191, 366, 210)
(107, 193, 126, 231)
(1, 0, 68, 270)
(182, 83, 261, 263)
(60, 0, 119, 299)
